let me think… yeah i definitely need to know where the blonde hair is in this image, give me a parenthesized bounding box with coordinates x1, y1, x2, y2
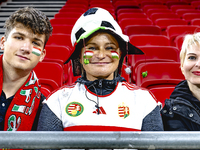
(180, 32, 200, 67)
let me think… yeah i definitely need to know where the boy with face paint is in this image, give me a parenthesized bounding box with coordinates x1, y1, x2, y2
(0, 7, 52, 131)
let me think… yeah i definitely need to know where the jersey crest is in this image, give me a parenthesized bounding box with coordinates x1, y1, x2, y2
(66, 102, 84, 117)
(118, 102, 130, 119)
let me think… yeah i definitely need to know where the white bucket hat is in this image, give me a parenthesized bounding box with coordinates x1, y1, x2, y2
(66, 7, 143, 76)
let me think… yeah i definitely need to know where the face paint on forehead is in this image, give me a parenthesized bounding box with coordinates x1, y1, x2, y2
(111, 51, 119, 59)
(32, 46, 42, 56)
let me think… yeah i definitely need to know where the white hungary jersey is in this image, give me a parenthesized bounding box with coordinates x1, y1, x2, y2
(45, 81, 158, 131)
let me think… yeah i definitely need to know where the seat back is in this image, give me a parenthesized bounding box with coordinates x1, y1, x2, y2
(191, 18, 200, 25)
(124, 25, 161, 35)
(117, 8, 143, 15)
(149, 87, 175, 107)
(146, 8, 172, 17)
(54, 12, 82, 19)
(46, 33, 73, 50)
(34, 62, 64, 91)
(182, 13, 200, 24)
(174, 34, 185, 51)
(118, 18, 153, 31)
(170, 5, 195, 12)
(129, 35, 170, 46)
(150, 12, 179, 23)
(117, 12, 147, 21)
(130, 46, 180, 82)
(175, 9, 200, 18)
(135, 62, 185, 89)
(166, 25, 200, 46)
(50, 18, 77, 26)
(143, 5, 168, 13)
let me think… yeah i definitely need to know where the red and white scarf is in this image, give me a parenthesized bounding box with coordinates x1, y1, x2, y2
(0, 55, 41, 131)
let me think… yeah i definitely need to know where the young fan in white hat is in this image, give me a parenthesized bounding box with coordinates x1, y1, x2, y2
(37, 8, 163, 132)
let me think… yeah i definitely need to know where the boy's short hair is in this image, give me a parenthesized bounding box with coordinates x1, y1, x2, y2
(4, 6, 53, 46)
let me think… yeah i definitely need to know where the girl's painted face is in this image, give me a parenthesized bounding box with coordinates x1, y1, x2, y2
(181, 44, 200, 87)
(80, 32, 121, 81)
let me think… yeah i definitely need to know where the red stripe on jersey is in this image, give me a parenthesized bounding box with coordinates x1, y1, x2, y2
(122, 82, 146, 91)
(64, 125, 141, 131)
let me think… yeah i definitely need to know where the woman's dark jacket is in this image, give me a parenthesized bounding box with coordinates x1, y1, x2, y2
(161, 80, 200, 131)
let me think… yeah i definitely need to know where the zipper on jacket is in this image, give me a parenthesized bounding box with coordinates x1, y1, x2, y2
(98, 79, 103, 95)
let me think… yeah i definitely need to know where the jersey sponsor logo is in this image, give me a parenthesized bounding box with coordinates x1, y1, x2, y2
(118, 102, 130, 119)
(93, 106, 106, 114)
(66, 102, 84, 117)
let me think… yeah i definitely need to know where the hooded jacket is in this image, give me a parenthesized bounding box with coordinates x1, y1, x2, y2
(161, 80, 200, 131)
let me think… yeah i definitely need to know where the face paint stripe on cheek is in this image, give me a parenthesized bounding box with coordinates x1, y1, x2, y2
(111, 51, 119, 59)
(83, 50, 94, 58)
(32, 46, 41, 56)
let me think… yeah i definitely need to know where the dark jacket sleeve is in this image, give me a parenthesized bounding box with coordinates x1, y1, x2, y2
(31, 93, 46, 131)
(37, 103, 63, 131)
(142, 106, 164, 131)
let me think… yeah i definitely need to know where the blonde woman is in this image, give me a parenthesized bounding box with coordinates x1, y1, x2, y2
(162, 32, 200, 131)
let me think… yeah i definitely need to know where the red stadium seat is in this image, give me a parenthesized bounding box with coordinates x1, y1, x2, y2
(149, 87, 175, 107)
(52, 25, 73, 34)
(135, 62, 185, 89)
(54, 12, 82, 19)
(140, 1, 163, 8)
(129, 35, 170, 46)
(65, 0, 89, 5)
(89, 3, 115, 15)
(89, 3, 114, 8)
(166, 1, 189, 8)
(155, 18, 187, 35)
(124, 25, 161, 36)
(90, 0, 112, 5)
(191, 1, 200, 9)
(118, 18, 153, 31)
(39, 78, 60, 93)
(44, 45, 72, 84)
(175, 9, 200, 18)
(44, 45, 72, 63)
(113, 1, 138, 10)
(40, 86, 51, 97)
(191, 18, 200, 25)
(170, 5, 195, 12)
(50, 18, 77, 26)
(130, 46, 180, 82)
(150, 12, 179, 23)
(174, 34, 185, 51)
(117, 8, 143, 15)
(146, 8, 172, 17)
(59, 8, 87, 14)
(34, 62, 64, 91)
(142, 5, 168, 13)
(166, 25, 200, 46)
(117, 12, 147, 21)
(62, 4, 89, 11)
(182, 13, 200, 24)
(46, 33, 73, 50)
